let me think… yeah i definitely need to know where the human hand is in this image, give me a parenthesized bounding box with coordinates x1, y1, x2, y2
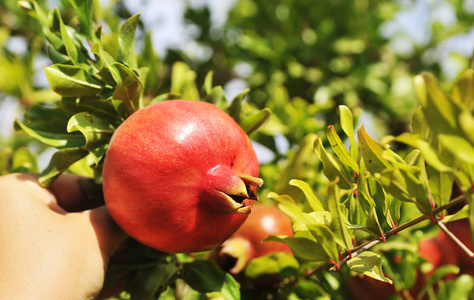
(0, 173, 128, 300)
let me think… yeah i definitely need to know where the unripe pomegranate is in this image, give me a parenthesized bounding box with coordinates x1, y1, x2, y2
(102, 100, 262, 253)
(217, 204, 293, 273)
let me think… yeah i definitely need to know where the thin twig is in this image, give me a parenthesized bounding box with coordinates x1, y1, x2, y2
(318, 194, 466, 273)
(436, 219, 474, 259)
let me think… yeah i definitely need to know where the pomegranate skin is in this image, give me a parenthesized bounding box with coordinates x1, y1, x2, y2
(218, 204, 293, 273)
(102, 100, 260, 253)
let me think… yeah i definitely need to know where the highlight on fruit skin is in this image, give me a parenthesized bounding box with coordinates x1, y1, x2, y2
(102, 100, 263, 253)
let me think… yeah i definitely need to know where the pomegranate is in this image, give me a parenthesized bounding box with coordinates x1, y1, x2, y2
(102, 100, 262, 253)
(217, 204, 293, 273)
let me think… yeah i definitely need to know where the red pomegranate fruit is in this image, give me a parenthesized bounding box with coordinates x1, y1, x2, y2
(102, 100, 262, 253)
(217, 204, 293, 273)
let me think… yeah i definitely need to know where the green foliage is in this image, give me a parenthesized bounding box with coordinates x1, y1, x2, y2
(2, 0, 474, 299)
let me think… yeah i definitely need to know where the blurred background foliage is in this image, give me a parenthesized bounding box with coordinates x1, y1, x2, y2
(2, 0, 474, 196)
(2, 0, 474, 298)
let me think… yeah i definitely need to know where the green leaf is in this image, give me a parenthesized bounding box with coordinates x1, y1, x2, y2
(327, 125, 359, 173)
(347, 251, 392, 284)
(59, 16, 80, 65)
(119, 13, 140, 70)
(139, 32, 162, 94)
(327, 179, 352, 251)
(339, 105, 359, 161)
(45, 64, 102, 97)
(244, 252, 299, 280)
(203, 70, 214, 95)
(445, 274, 474, 299)
(39, 148, 89, 186)
(314, 135, 353, 189)
(11, 147, 38, 173)
(109, 62, 143, 116)
(307, 223, 339, 261)
(67, 112, 114, 163)
(357, 125, 391, 174)
(226, 89, 250, 123)
(170, 62, 200, 100)
(414, 72, 460, 135)
(365, 206, 385, 239)
(91, 42, 116, 85)
(411, 106, 430, 139)
(205, 86, 227, 109)
(32, 2, 64, 50)
(289, 179, 324, 211)
(265, 236, 329, 262)
(240, 108, 271, 135)
(182, 260, 240, 300)
(15, 119, 85, 149)
(376, 166, 433, 213)
(388, 133, 452, 172)
(128, 262, 178, 300)
(66, 0, 93, 40)
(438, 134, 474, 164)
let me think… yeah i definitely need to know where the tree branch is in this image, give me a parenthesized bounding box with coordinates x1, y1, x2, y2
(324, 194, 467, 272)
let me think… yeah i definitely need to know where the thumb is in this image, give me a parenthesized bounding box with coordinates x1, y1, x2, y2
(79, 206, 129, 259)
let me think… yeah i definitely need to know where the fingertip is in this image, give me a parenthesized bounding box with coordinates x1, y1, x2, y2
(86, 206, 129, 258)
(50, 174, 103, 212)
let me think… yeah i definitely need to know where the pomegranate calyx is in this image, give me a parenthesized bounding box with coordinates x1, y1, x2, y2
(238, 173, 264, 188)
(219, 237, 254, 274)
(206, 165, 262, 214)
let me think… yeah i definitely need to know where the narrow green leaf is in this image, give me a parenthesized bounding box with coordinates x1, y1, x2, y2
(347, 251, 392, 283)
(314, 135, 353, 189)
(139, 32, 162, 94)
(119, 13, 140, 70)
(59, 16, 79, 65)
(414, 73, 461, 136)
(404, 149, 420, 166)
(388, 133, 452, 172)
(438, 134, 474, 164)
(307, 223, 339, 261)
(205, 86, 227, 109)
(33, 2, 63, 50)
(91, 42, 116, 85)
(45, 64, 102, 97)
(39, 148, 89, 186)
(327, 125, 359, 173)
(203, 71, 214, 95)
(365, 206, 385, 238)
(11, 147, 38, 173)
(357, 124, 391, 174)
(15, 119, 84, 149)
(67, 112, 114, 163)
(109, 62, 143, 116)
(170, 62, 200, 100)
(66, 0, 93, 40)
(240, 108, 271, 135)
(289, 179, 324, 212)
(327, 179, 352, 251)
(411, 106, 429, 139)
(339, 105, 359, 161)
(226, 89, 250, 123)
(452, 68, 474, 111)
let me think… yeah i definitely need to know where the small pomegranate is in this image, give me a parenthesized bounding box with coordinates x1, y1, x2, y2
(102, 100, 262, 253)
(217, 204, 293, 273)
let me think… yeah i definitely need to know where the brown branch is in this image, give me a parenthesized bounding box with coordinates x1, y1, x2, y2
(322, 194, 467, 272)
(436, 219, 474, 259)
